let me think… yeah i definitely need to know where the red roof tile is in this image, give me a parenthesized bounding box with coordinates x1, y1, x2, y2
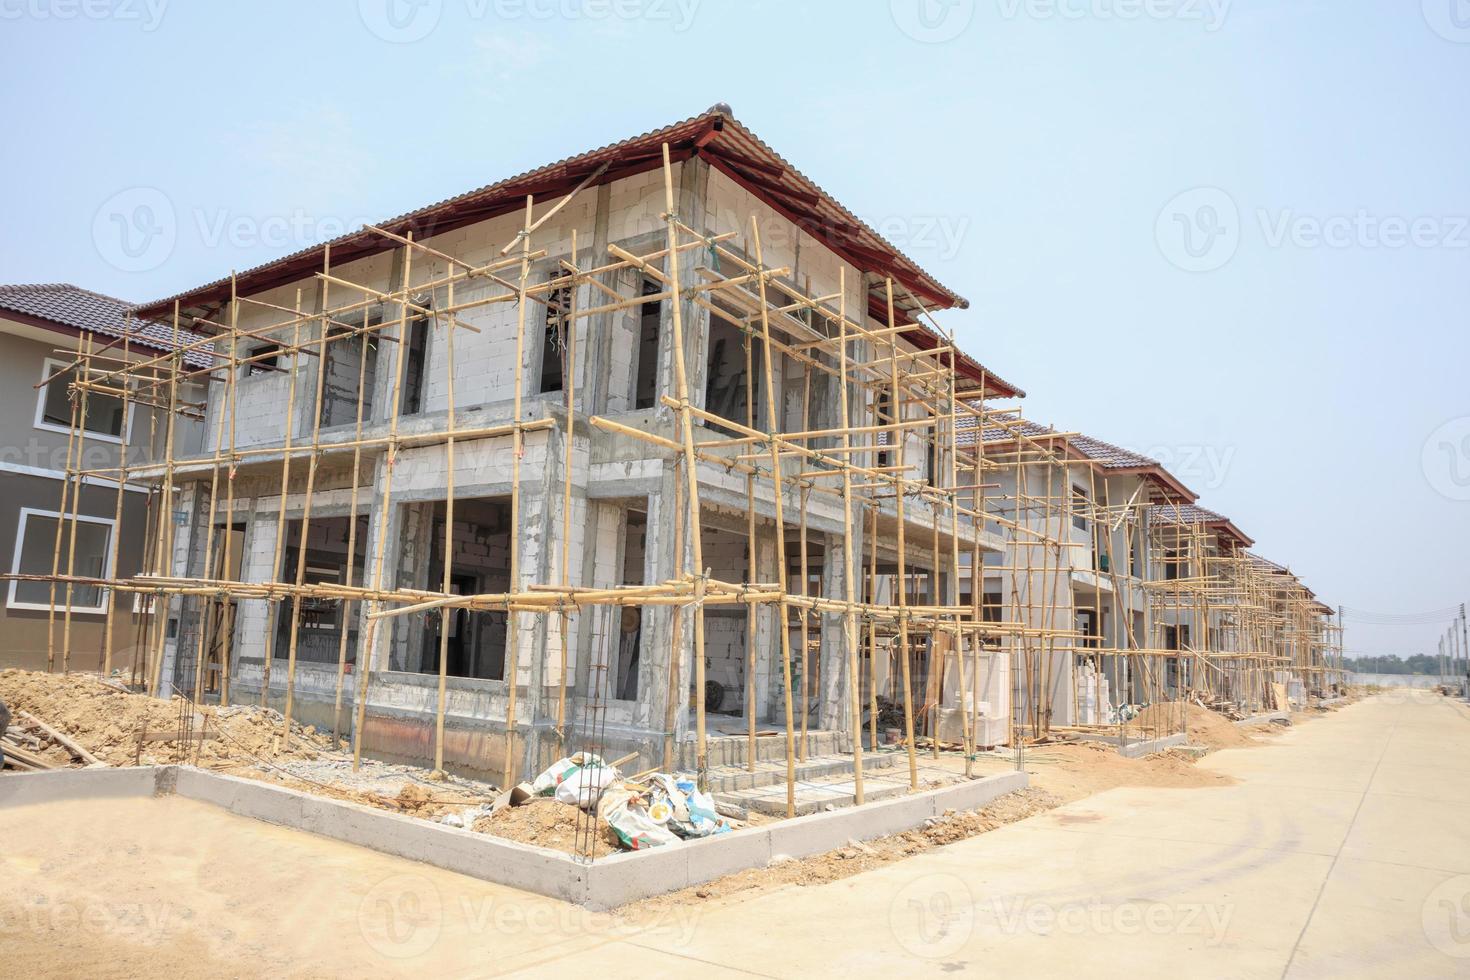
(0, 283, 213, 369)
(129, 105, 1020, 398)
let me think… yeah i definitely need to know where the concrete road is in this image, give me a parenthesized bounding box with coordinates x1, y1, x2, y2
(526, 690, 1470, 978)
(3, 691, 1467, 977)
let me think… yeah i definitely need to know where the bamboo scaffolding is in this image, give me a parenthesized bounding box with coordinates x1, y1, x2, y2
(30, 135, 1337, 832)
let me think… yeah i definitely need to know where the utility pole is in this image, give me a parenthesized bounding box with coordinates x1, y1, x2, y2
(1460, 603, 1468, 688)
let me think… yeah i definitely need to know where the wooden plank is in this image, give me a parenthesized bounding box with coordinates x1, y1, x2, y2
(19, 711, 104, 766)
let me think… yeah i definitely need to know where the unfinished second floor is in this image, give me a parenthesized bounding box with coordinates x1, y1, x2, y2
(137, 111, 1018, 504)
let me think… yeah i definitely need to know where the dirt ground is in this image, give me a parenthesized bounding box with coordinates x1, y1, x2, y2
(1, 666, 1349, 877)
(0, 668, 334, 768)
(473, 798, 623, 857)
(1133, 701, 1260, 750)
(0, 692, 1414, 976)
(0, 669, 498, 823)
(628, 786, 1063, 917)
(0, 794, 659, 978)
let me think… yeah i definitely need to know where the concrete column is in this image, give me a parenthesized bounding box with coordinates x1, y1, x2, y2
(752, 527, 777, 723)
(580, 183, 617, 415)
(816, 527, 862, 732)
(659, 157, 711, 418)
(386, 501, 432, 672)
(157, 484, 208, 697)
(520, 429, 559, 776)
(355, 455, 396, 673)
(640, 462, 686, 736)
(369, 246, 408, 425)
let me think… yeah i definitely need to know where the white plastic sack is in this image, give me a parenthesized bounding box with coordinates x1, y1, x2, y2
(553, 764, 619, 808)
(530, 753, 608, 796)
(598, 787, 680, 850)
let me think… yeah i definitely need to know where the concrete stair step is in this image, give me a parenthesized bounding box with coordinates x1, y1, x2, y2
(714, 769, 913, 817)
(701, 750, 895, 794)
(677, 730, 851, 770)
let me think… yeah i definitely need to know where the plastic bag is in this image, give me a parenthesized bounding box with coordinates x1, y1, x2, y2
(530, 752, 608, 797)
(682, 788, 730, 837)
(653, 773, 732, 839)
(553, 763, 619, 808)
(598, 787, 680, 850)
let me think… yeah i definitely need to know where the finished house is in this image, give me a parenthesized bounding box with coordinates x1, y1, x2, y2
(0, 284, 204, 673)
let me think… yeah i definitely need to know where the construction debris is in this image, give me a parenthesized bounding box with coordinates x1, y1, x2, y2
(0, 669, 332, 768)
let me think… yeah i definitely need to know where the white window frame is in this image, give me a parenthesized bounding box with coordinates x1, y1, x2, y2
(7, 507, 116, 614)
(34, 356, 132, 446)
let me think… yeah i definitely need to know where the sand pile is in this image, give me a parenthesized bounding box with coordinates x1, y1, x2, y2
(1132, 702, 1255, 751)
(1019, 739, 1235, 802)
(0, 668, 331, 768)
(473, 799, 621, 857)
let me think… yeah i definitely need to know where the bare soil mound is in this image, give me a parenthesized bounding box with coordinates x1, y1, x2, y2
(0, 668, 331, 767)
(1020, 739, 1235, 802)
(1132, 702, 1256, 751)
(474, 798, 621, 857)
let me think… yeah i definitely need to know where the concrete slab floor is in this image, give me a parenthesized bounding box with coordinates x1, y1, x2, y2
(0, 692, 1466, 977)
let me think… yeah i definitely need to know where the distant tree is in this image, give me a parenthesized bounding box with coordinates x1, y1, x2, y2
(1343, 654, 1447, 675)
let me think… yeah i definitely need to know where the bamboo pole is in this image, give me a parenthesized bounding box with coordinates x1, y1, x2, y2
(838, 268, 865, 803)
(662, 471, 685, 773)
(47, 330, 84, 673)
(331, 276, 371, 742)
(282, 275, 336, 741)
(218, 280, 241, 708)
(797, 364, 811, 763)
(744, 317, 758, 774)
(886, 280, 918, 790)
(503, 195, 532, 788)
(258, 298, 303, 708)
(661, 143, 711, 790)
(61, 333, 92, 673)
(352, 234, 416, 772)
(102, 325, 132, 678)
(434, 277, 458, 774)
(556, 230, 577, 746)
(750, 216, 797, 818)
(191, 315, 232, 703)
(146, 307, 182, 695)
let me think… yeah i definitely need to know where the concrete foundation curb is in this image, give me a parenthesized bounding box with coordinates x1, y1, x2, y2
(1234, 711, 1290, 727)
(1075, 732, 1189, 758)
(1116, 733, 1187, 758)
(0, 766, 1028, 910)
(0, 765, 159, 807)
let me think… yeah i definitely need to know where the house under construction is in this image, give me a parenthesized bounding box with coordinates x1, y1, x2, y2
(25, 106, 1344, 808)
